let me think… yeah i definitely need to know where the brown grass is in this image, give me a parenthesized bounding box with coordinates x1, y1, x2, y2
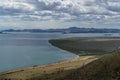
(0, 56, 98, 80)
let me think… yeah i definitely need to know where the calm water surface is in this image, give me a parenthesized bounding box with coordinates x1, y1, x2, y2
(0, 33, 119, 72)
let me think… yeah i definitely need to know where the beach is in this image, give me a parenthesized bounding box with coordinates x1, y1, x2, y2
(0, 56, 98, 80)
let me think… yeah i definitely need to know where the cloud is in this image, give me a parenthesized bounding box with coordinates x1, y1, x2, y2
(0, 0, 120, 29)
(0, 0, 35, 16)
(28, 0, 61, 10)
(30, 0, 119, 20)
(105, 1, 120, 12)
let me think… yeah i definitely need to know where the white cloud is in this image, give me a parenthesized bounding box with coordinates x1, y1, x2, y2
(0, 0, 120, 29)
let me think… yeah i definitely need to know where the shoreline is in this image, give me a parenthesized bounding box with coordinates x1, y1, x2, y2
(0, 37, 102, 79)
(0, 55, 98, 79)
(48, 39, 79, 56)
(1, 37, 118, 73)
(0, 39, 78, 73)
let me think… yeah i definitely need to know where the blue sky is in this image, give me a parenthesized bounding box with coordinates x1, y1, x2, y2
(0, 0, 120, 29)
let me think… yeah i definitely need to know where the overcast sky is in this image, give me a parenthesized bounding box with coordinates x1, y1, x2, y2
(0, 0, 120, 29)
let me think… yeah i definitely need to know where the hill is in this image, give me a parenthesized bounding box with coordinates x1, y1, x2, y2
(54, 53, 120, 80)
(2, 27, 120, 33)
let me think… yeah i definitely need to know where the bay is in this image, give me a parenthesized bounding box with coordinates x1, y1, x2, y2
(0, 32, 119, 72)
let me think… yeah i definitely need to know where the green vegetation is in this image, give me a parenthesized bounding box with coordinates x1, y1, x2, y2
(49, 37, 120, 56)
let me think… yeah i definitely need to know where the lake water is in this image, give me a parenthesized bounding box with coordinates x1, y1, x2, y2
(0, 33, 120, 72)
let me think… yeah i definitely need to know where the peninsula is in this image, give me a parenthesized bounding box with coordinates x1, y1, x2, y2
(0, 37, 120, 80)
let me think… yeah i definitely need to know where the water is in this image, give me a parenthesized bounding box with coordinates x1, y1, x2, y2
(0, 32, 120, 72)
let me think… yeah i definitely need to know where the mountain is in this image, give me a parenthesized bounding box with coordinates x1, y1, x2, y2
(2, 27, 120, 33)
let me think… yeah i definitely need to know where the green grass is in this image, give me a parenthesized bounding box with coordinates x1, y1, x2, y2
(49, 37, 119, 56)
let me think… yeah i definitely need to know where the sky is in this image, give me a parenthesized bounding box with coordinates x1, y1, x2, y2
(0, 0, 120, 29)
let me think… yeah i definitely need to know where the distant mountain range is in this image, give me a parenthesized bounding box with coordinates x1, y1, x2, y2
(1, 27, 120, 33)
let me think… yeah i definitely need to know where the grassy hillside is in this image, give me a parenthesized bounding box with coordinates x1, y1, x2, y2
(30, 52, 120, 80)
(54, 53, 120, 80)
